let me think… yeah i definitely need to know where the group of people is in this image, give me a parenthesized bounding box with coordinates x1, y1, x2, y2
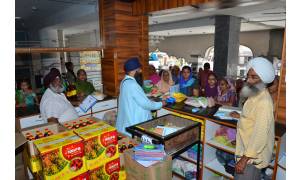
(15, 62, 96, 109)
(117, 56, 279, 180)
(147, 62, 279, 108)
(15, 62, 97, 123)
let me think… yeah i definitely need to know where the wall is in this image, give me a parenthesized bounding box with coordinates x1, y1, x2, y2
(150, 30, 272, 63)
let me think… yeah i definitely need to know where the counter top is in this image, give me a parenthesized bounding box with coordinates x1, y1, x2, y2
(164, 102, 285, 138)
(69, 95, 115, 106)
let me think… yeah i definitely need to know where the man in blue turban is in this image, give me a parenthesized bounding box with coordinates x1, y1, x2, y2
(116, 57, 166, 135)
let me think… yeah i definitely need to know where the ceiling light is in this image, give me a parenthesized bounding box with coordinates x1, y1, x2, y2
(15, 17, 22, 19)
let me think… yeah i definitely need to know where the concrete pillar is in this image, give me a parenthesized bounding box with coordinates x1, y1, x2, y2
(57, 29, 66, 73)
(213, 15, 241, 78)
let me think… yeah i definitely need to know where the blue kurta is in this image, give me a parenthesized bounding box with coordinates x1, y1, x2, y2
(116, 75, 163, 135)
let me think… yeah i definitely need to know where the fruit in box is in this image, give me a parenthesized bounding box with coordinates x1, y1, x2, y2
(74, 122, 119, 170)
(34, 131, 87, 180)
(89, 158, 120, 180)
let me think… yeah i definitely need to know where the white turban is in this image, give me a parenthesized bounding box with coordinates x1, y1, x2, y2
(246, 57, 275, 84)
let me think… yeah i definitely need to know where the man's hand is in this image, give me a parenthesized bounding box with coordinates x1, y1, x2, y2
(229, 111, 240, 119)
(235, 156, 250, 174)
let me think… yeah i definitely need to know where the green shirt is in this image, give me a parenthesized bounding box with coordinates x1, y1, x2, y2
(16, 90, 36, 106)
(75, 80, 95, 96)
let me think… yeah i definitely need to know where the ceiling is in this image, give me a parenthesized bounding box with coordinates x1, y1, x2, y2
(149, 0, 286, 37)
(15, 0, 285, 38)
(15, 0, 97, 31)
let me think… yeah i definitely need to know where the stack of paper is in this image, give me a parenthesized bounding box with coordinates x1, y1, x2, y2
(133, 143, 166, 161)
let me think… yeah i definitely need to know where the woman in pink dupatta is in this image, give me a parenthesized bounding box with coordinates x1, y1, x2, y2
(157, 70, 174, 94)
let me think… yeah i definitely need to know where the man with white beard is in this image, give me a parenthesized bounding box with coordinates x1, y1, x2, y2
(40, 69, 78, 123)
(229, 57, 275, 180)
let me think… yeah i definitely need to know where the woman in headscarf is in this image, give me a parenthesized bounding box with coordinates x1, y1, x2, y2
(204, 72, 218, 99)
(179, 66, 199, 96)
(74, 69, 95, 99)
(148, 65, 160, 85)
(157, 70, 174, 94)
(216, 78, 237, 106)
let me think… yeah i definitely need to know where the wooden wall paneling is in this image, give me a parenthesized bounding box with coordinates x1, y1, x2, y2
(178, 0, 184, 7)
(275, 30, 286, 124)
(132, 0, 210, 15)
(183, 0, 192, 6)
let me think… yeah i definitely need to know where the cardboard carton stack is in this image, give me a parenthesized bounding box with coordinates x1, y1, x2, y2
(74, 121, 120, 179)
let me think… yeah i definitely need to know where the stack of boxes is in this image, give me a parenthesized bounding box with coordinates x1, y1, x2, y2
(20, 117, 124, 179)
(74, 121, 120, 180)
(20, 122, 66, 173)
(34, 131, 87, 179)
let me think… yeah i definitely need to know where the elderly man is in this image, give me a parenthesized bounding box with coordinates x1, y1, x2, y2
(116, 57, 166, 135)
(230, 57, 275, 180)
(40, 69, 78, 123)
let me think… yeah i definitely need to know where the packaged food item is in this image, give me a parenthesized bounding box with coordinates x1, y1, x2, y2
(70, 171, 89, 180)
(21, 122, 66, 157)
(62, 117, 99, 130)
(74, 121, 119, 170)
(34, 131, 87, 180)
(89, 158, 120, 180)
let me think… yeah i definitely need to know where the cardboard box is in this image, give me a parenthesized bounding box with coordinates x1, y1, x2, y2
(23, 148, 42, 173)
(61, 116, 101, 130)
(74, 121, 119, 170)
(89, 157, 120, 180)
(34, 131, 87, 180)
(117, 132, 140, 170)
(124, 149, 172, 180)
(20, 122, 66, 157)
(70, 171, 89, 180)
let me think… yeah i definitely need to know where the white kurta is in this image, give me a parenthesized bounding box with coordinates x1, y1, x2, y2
(40, 88, 78, 123)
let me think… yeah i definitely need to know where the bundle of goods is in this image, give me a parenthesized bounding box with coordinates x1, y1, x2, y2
(133, 143, 166, 161)
(184, 96, 216, 108)
(216, 149, 235, 176)
(184, 97, 208, 108)
(213, 126, 236, 148)
(62, 117, 98, 130)
(172, 158, 197, 180)
(34, 131, 87, 180)
(74, 121, 119, 170)
(147, 122, 183, 137)
(143, 80, 154, 94)
(91, 91, 106, 101)
(172, 92, 187, 103)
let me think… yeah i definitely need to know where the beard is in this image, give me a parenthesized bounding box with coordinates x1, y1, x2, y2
(134, 71, 143, 87)
(49, 83, 65, 94)
(240, 82, 266, 98)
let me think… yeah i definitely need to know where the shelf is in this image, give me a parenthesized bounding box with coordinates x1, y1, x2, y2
(206, 139, 235, 154)
(204, 158, 234, 180)
(179, 151, 199, 165)
(172, 171, 186, 180)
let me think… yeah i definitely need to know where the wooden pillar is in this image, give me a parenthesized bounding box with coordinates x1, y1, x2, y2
(101, 0, 149, 96)
(275, 30, 286, 124)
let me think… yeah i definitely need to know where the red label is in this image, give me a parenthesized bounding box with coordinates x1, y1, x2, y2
(100, 130, 117, 147)
(71, 172, 89, 180)
(105, 158, 120, 175)
(62, 141, 84, 160)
